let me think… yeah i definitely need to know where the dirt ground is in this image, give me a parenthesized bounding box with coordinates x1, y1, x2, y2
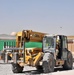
(0, 60, 74, 75)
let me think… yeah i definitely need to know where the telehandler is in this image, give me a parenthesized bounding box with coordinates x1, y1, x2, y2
(4, 30, 73, 73)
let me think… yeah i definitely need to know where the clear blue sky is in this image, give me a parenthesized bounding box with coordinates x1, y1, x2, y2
(0, 0, 74, 35)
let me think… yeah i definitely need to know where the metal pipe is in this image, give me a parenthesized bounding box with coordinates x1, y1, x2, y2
(23, 41, 25, 63)
(13, 52, 18, 63)
(4, 48, 24, 51)
(4, 52, 8, 63)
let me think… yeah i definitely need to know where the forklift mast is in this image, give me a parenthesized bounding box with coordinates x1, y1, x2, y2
(16, 30, 46, 47)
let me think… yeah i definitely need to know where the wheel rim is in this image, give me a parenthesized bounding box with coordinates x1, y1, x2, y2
(49, 58, 54, 71)
(67, 53, 72, 66)
(49, 59, 53, 68)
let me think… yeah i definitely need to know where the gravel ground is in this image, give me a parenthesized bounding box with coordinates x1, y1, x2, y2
(0, 60, 74, 75)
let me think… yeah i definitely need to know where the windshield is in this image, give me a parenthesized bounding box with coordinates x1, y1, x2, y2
(43, 37, 55, 49)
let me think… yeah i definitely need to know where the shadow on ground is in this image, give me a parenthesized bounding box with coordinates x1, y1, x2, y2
(20, 66, 74, 75)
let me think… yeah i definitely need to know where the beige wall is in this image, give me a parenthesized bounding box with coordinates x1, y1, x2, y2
(67, 36, 74, 39)
(67, 36, 74, 53)
(68, 43, 74, 52)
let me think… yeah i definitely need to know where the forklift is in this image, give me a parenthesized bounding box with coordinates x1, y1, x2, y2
(3, 30, 73, 73)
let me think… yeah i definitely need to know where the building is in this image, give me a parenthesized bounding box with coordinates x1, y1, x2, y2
(67, 36, 74, 55)
(0, 34, 15, 51)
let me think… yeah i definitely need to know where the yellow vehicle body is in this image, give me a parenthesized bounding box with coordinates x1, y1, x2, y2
(15, 30, 46, 66)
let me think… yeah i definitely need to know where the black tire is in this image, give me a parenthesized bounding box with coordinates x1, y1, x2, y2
(12, 63, 23, 73)
(36, 65, 43, 72)
(42, 53, 54, 73)
(8, 56, 11, 60)
(63, 51, 73, 70)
